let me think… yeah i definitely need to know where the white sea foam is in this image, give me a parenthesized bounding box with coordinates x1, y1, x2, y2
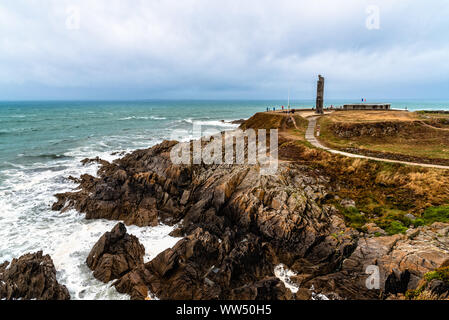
(118, 116, 149, 121)
(181, 118, 239, 128)
(0, 143, 181, 300)
(0, 109, 245, 300)
(310, 285, 330, 300)
(274, 264, 300, 294)
(118, 115, 166, 121)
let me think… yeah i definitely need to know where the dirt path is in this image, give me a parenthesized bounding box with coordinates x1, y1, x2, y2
(418, 120, 449, 131)
(305, 116, 449, 170)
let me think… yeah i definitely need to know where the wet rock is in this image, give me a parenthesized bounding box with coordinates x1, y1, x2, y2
(52, 136, 449, 300)
(113, 265, 152, 300)
(86, 223, 145, 283)
(295, 287, 312, 300)
(0, 251, 70, 300)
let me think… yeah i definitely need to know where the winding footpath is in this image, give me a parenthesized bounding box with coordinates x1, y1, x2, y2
(305, 116, 449, 170)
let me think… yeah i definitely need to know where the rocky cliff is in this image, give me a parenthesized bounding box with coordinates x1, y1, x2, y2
(51, 115, 449, 300)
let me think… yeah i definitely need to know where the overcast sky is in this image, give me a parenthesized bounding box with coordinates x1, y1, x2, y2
(1, 0, 449, 100)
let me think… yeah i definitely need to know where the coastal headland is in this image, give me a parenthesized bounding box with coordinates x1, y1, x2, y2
(2, 109, 449, 300)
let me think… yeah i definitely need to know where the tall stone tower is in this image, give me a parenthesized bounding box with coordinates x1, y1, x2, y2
(316, 75, 325, 114)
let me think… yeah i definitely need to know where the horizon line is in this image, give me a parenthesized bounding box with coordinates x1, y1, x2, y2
(1, 97, 449, 103)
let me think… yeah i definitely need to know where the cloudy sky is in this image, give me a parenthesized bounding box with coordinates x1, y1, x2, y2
(1, 0, 449, 100)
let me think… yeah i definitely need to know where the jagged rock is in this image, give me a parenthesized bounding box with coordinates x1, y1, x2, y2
(52, 139, 362, 299)
(306, 223, 449, 299)
(0, 251, 70, 300)
(385, 269, 411, 295)
(113, 265, 152, 300)
(340, 199, 356, 208)
(86, 223, 145, 283)
(363, 223, 386, 235)
(53, 136, 449, 300)
(229, 277, 293, 300)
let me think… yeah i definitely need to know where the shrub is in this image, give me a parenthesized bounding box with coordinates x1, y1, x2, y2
(385, 220, 408, 235)
(421, 205, 449, 224)
(342, 207, 367, 230)
(424, 266, 449, 283)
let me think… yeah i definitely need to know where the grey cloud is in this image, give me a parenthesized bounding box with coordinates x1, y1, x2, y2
(0, 0, 449, 99)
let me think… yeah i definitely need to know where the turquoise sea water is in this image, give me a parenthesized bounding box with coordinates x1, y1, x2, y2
(1, 99, 448, 299)
(2, 99, 448, 171)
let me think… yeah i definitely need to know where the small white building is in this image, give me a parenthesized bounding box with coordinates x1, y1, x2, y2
(342, 103, 391, 110)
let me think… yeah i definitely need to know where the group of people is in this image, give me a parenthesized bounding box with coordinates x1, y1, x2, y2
(265, 106, 295, 113)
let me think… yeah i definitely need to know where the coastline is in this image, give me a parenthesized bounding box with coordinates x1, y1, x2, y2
(2, 109, 449, 300)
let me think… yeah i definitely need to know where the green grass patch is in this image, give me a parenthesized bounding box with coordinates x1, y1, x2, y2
(424, 266, 449, 283)
(420, 205, 449, 225)
(406, 266, 449, 299)
(340, 206, 367, 230)
(384, 220, 408, 235)
(373, 208, 412, 235)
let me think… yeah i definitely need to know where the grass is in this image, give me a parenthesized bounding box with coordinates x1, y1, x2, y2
(239, 112, 300, 130)
(424, 266, 449, 283)
(329, 110, 420, 123)
(317, 112, 449, 161)
(406, 266, 449, 299)
(340, 206, 367, 230)
(414, 205, 449, 226)
(242, 111, 449, 236)
(385, 220, 408, 235)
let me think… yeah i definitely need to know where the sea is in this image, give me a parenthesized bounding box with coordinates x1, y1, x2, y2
(1, 99, 448, 299)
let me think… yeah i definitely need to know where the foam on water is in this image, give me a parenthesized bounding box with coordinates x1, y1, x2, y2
(0, 146, 181, 300)
(274, 264, 300, 294)
(0, 100, 267, 300)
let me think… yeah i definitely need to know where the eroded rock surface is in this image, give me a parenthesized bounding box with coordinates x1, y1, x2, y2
(53, 138, 449, 300)
(86, 222, 145, 283)
(305, 222, 449, 299)
(0, 251, 70, 300)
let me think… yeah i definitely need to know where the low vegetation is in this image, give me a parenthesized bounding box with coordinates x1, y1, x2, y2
(317, 111, 449, 162)
(406, 266, 449, 299)
(244, 111, 449, 236)
(415, 205, 449, 225)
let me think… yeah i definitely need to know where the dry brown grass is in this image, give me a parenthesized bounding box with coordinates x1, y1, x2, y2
(327, 110, 420, 123)
(375, 169, 449, 202)
(249, 112, 449, 221)
(318, 112, 449, 162)
(240, 112, 286, 130)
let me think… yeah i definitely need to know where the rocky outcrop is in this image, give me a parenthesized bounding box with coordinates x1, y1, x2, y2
(52, 141, 187, 227)
(86, 223, 145, 283)
(113, 227, 295, 300)
(54, 139, 360, 299)
(0, 251, 70, 300)
(304, 222, 449, 299)
(53, 135, 449, 300)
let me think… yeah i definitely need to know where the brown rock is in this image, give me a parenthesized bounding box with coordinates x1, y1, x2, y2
(229, 277, 293, 300)
(86, 223, 145, 283)
(0, 251, 70, 300)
